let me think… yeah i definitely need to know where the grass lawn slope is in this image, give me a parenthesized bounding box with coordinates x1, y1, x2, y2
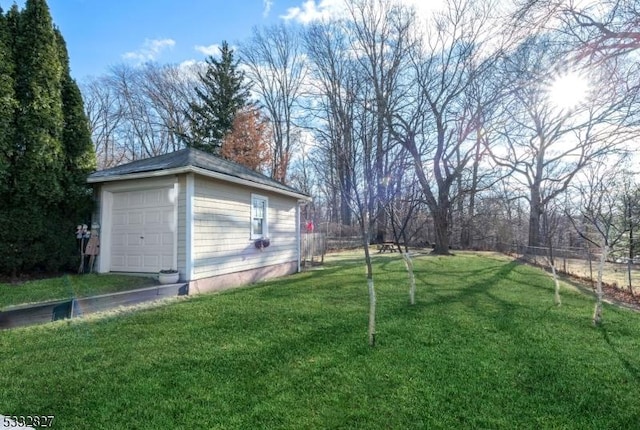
(0, 274, 157, 309)
(1, 253, 639, 429)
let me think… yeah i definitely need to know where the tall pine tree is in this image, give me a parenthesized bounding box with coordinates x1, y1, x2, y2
(0, 7, 16, 198)
(185, 41, 251, 154)
(0, 0, 96, 275)
(55, 28, 96, 216)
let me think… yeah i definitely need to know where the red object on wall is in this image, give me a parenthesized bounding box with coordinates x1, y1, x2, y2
(306, 220, 314, 233)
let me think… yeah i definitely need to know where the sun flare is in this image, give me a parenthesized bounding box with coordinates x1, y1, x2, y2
(548, 71, 590, 111)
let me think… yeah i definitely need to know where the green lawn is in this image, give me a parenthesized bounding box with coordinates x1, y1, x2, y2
(1, 253, 639, 429)
(0, 274, 156, 309)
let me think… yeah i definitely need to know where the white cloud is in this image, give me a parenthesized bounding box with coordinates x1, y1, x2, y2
(178, 59, 199, 69)
(263, 0, 274, 17)
(178, 59, 207, 81)
(280, 0, 346, 24)
(194, 43, 221, 57)
(280, 0, 445, 25)
(123, 38, 176, 63)
(194, 43, 240, 58)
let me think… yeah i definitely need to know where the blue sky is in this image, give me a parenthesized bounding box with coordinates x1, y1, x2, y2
(0, 0, 329, 81)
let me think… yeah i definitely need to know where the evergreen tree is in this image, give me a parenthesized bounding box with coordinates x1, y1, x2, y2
(2, 0, 64, 274)
(185, 41, 251, 154)
(54, 27, 96, 208)
(0, 0, 95, 275)
(0, 7, 16, 198)
(0, 6, 21, 274)
(50, 28, 96, 268)
(12, 0, 64, 202)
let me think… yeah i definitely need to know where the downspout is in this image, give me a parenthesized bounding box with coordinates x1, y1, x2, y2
(297, 201, 302, 273)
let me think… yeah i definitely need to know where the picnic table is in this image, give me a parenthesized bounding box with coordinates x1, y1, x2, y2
(377, 242, 397, 253)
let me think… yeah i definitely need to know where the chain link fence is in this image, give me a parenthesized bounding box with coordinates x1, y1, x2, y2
(505, 243, 638, 294)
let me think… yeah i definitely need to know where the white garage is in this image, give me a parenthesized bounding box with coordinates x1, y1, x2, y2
(110, 187, 176, 272)
(95, 177, 178, 274)
(88, 148, 311, 290)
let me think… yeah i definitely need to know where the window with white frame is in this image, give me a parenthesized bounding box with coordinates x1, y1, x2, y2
(251, 194, 268, 239)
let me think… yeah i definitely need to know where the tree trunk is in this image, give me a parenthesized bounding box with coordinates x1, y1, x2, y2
(546, 219, 560, 305)
(402, 252, 416, 305)
(340, 191, 352, 226)
(627, 259, 633, 296)
(551, 264, 561, 306)
(461, 133, 482, 249)
(432, 205, 451, 255)
(628, 200, 634, 296)
(460, 217, 471, 249)
(528, 185, 543, 247)
(593, 244, 608, 326)
(362, 230, 376, 347)
(367, 276, 376, 346)
(588, 246, 594, 289)
(457, 190, 467, 249)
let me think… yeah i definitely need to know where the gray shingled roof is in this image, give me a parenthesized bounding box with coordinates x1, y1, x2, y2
(87, 148, 309, 199)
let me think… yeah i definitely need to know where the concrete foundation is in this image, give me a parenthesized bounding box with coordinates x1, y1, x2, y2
(188, 261, 298, 295)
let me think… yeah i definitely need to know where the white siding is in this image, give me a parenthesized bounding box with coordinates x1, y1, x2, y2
(192, 176, 298, 280)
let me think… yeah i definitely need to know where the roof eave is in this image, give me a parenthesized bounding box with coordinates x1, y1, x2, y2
(87, 166, 312, 201)
(189, 166, 312, 201)
(86, 166, 188, 184)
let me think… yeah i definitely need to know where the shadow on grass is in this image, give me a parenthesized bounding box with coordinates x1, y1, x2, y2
(385, 259, 567, 352)
(599, 326, 640, 383)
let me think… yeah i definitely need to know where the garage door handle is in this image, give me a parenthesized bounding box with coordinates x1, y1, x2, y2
(140, 236, 144, 239)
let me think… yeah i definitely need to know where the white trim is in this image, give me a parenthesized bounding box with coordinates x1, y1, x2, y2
(296, 202, 301, 273)
(185, 173, 195, 281)
(250, 193, 269, 240)
(88, 166, 311, 201)
(97, 189, 112, 273)
(172, 182, 179, 272)
(101, 175, 178, 192)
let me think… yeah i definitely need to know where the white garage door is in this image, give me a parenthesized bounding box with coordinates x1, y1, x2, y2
(110, 188, 175, 272)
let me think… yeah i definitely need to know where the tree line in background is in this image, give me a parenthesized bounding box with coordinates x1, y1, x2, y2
(82, 41, 281, 180)
(82, 0, 640, 262)
(3, 0, 637, 278)
(0, 0, 95, 276)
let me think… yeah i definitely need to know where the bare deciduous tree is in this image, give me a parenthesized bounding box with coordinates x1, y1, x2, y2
(302, 0, 417, 343)
(240, 24, 307, 183)
(488, 35, 636, 247)
(140, 63, 193, 153)
(303, 20, 357, 227)
(515, 0, 640, 59)
(344, 0, 415, 244)
(567, 162, 630, 325)
(83, 63, 197, 168)
(389, 0, 505, 254)
(303, 17, 378, 345)
(82, 76, 124, 169)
